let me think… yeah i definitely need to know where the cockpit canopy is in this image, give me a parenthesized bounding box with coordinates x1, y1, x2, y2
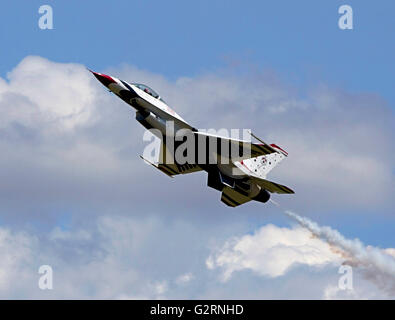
(132, 83, 165, 102)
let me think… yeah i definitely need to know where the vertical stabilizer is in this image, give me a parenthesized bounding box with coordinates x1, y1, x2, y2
(238, 140, 288, 179)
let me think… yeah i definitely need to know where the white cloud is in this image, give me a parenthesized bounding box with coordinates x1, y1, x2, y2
(4, 56, 97, 130)
(322, 283, 394, 300)
(207, 224, 340, 280)
(0, 228, 38, 296)
(49, 227, 92, 242)
(323, 285, 359, 300)
(154, 281, 168, 295)
(384, 248, 395, 258)
(175, 273, 194, 285)
(207, 212, 395, 298)
(0, 56, 393, 299)
(0, 215, 176, 299)
(0, 213, 393, 299)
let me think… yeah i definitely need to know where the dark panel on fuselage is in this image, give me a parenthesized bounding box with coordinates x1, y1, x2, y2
(207, 170, 224, 192)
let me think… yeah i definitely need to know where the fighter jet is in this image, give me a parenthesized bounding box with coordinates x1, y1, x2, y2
(91, 70, 294, 207)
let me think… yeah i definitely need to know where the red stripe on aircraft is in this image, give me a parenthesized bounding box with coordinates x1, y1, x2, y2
(270, 144, 288, 156)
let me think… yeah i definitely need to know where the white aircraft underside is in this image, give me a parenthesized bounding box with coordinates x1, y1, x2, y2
(91, 70, 294, 207)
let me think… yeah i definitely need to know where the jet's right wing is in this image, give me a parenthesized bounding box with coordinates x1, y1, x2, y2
(193, 131, 278, 162)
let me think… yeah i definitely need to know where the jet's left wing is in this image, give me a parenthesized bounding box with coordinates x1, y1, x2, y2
(140, 136, 203, 177)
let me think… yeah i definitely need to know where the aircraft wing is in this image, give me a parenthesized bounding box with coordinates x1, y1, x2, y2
(251, 176, 295, 194)
(140, 136, 203, 177)
(193, 131, 277, 162)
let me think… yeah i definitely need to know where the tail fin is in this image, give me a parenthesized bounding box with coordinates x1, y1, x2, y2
(240, 144, 287, 178)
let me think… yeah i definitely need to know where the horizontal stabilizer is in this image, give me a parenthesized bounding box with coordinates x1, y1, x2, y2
(221, 186, 251, 207)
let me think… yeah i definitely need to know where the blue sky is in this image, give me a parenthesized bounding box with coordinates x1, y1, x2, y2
(0, 1, 394, 299)
(1, 1, 395, 106)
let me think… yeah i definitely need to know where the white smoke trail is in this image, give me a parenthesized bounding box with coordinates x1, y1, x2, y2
(270, 199, 395, 295)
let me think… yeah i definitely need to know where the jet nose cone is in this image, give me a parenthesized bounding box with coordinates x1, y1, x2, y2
(89, 69, 116, 87)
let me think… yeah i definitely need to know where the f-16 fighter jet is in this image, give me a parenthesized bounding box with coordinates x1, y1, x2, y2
(91, 70, 294, 207)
